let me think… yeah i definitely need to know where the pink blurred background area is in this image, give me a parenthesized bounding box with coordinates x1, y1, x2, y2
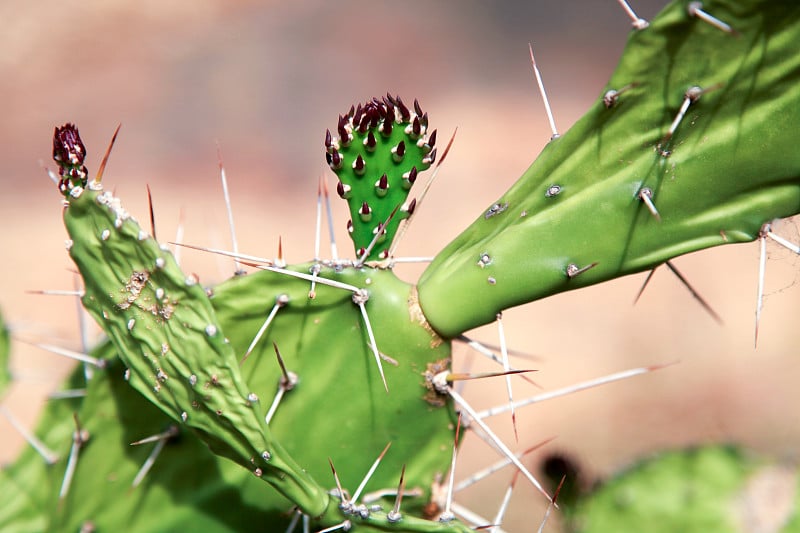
(2, 1, 799, 530)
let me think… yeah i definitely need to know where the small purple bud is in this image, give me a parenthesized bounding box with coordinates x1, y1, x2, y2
(375, 174, 389, 196)
(414, 98, 423, 118)
(392, 140, 405, 162)
(53, 123, 89, 194)
(53, 124, 86, 166)
(358, 113, 370, 133)
(423, 147, 437, 166)
(405, 198, 417, 216)
(353, 104, 363, 126)
(428, 129, 437, 149)
(353, 155, 366, 175)
(364, 131, 377, 151)
(336, 181, 351, 199)
(369, 106, 381, 128)
(360, 202, 373, 222)
(396, 96, 410, 122)
(381, 117, 393, 137)
(402, 167, 418, 190)
(330, 149, 342, 169)
(337, 115, 348, 141)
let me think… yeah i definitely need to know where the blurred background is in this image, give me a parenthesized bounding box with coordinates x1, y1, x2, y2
(2, 0, 799, 530)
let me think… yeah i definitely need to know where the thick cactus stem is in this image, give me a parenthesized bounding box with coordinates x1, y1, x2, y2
(418, 0, 800, 338)
(326, 95, 435, 261)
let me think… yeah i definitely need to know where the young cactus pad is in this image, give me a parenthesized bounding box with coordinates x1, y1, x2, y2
(47, 124, 469, 532)
(418, 0, 800, 337)
(326, 95, 436, 261)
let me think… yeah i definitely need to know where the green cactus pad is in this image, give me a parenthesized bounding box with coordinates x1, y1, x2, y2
(326, 95, 436, 261)
(0, 352, 284, 533)
(569, 446, 800, 533)
(418, 0, 800, 337)
(0, 343, 470, 533)
(209, 267, 471, 532)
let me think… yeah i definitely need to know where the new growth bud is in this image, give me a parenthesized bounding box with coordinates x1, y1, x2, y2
(324, 94, 435, 261)
(53, 123, 89, 195)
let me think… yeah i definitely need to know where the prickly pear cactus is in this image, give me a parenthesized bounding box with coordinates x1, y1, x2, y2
(3, 1, 800, 532)
(418, 0, 800, 336)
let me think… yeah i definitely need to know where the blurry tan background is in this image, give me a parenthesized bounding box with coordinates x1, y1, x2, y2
(2, 0, 799, 530)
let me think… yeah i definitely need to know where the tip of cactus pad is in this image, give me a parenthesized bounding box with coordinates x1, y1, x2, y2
(325, 94, 436, 262)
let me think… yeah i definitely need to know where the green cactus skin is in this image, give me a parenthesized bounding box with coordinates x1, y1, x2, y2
(326, 95, 435, 261)
(0, 353, 470, 533)
(567, 446, 800, 533)
(61, 183, 332, 517)
(417, 0, 800, 338)
(43, 125, 471, 532)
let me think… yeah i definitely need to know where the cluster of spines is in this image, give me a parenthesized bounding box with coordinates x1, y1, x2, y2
(53, 124, 89, 194)
(325, 94, 437, 261)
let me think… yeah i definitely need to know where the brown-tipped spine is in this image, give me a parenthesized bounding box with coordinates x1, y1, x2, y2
(353, 155, 366, 176)
(375, 174, 389, 197)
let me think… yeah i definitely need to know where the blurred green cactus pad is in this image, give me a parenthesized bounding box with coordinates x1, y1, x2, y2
(568, 446, 800, 533)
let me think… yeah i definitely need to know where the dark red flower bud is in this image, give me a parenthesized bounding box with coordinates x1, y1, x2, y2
(53, 124, 86, 166)
(53, 123, 89, 195)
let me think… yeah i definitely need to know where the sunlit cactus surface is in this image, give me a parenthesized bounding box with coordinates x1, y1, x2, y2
(2, 1, 800, 532)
